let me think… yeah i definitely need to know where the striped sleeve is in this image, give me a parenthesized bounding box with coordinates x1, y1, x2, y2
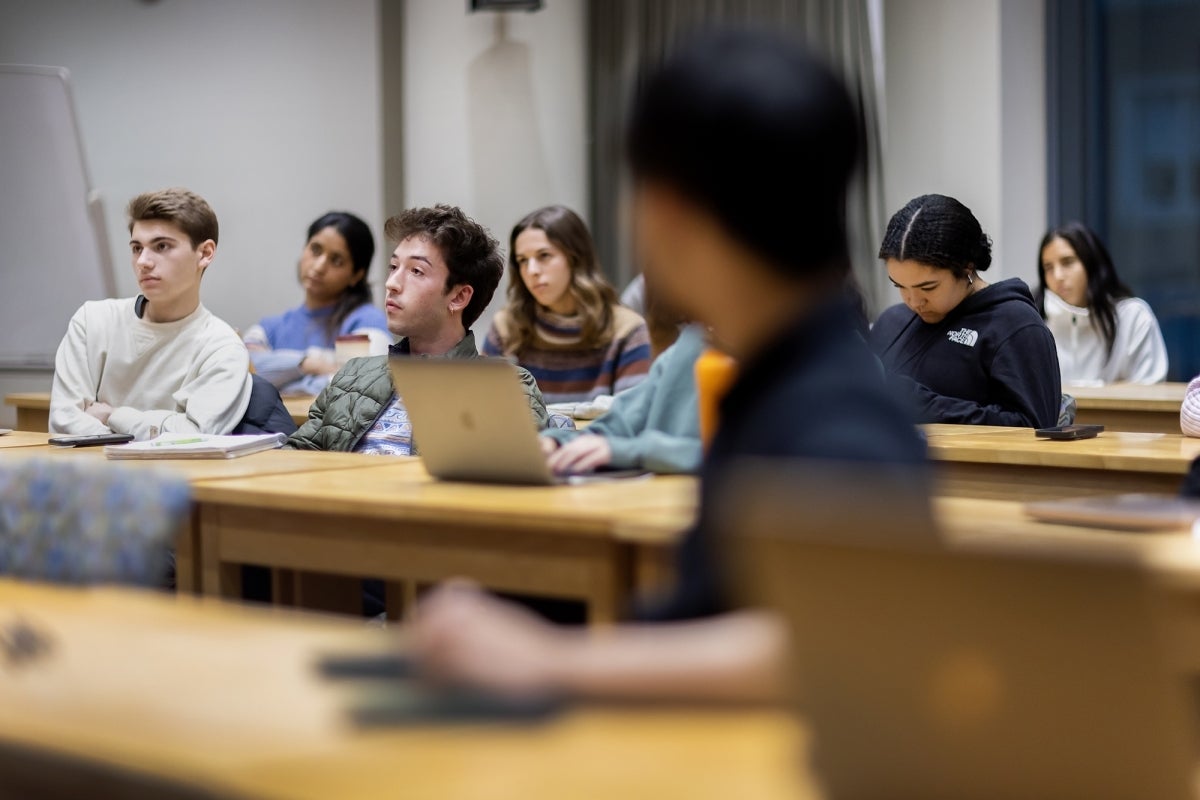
(481, 313, 508, 357)
(1182, 376, 1200, 437)
(610, 310, 652, 395)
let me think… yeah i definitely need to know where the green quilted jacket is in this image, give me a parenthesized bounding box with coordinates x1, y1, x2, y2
(286, 331, 548, 453)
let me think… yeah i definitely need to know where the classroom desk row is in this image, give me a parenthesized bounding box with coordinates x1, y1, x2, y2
(11, 429, 1200, 799)
(6, 423, 1200, 615)
(8, 513, 1200, 799)
(3, 391, 316, 431)
(924, 423, 1200, 499)
(4, 392, 593, 435)
(9, 384, 1190, 437)
(0, 579, 811, 799)
(0, 432, 696, 620)
(1070, 381, 1189, 433)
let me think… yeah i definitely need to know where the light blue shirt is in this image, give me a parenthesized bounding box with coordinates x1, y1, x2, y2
(246, 302, 389, 395)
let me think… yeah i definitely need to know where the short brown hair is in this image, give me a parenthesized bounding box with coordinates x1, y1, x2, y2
(126, 188, 219, 248)
(384, 205, 503, 328)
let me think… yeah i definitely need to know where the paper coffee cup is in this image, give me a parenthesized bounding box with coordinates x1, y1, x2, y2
(335, 334, 371, 365)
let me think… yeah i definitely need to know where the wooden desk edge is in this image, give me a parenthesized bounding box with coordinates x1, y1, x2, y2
(6, 392, 313, 430)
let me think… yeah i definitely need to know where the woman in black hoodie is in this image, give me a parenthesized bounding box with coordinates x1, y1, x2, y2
(869, 194, 1061, 427)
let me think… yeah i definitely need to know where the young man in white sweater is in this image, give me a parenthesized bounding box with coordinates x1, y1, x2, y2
(49, 188, 251, 440)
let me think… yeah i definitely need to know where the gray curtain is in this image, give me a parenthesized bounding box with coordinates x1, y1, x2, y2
(587, 0, 890, 314)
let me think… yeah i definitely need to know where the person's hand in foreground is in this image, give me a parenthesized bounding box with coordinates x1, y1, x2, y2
(410, 581, 787, 703)
(411, 581, 567, 698)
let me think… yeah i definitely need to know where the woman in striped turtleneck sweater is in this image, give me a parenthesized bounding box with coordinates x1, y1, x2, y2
(483, 205, 651, 405)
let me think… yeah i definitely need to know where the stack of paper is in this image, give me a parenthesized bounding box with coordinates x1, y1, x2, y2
(105, 433, 287, 460)
(546, 395, 613, 420)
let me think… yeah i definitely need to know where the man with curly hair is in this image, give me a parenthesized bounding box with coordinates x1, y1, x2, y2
(288, 205, 548, 454)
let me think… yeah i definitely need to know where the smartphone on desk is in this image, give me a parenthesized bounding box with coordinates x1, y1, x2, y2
(48, 433, 134, 448)
(1034, 424, 1104, 441)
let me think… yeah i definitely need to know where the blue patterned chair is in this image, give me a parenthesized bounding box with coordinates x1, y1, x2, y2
(0, 459, 189, 586)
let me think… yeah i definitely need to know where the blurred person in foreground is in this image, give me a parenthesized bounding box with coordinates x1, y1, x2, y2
(411, 29, 928, 702)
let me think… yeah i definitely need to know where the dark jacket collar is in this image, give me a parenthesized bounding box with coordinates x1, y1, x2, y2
(390, 329, 478, 359)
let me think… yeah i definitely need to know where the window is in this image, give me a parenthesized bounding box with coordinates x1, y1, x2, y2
(1048, 0, 1200, 380)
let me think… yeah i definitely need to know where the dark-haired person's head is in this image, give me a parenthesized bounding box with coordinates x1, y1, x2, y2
(299, 211, 376, 328)
(382, 205, 503, 348)
(1037, 221, 1132, 355)
(624, 30, 861, 352)
(879, 194, 993, 325)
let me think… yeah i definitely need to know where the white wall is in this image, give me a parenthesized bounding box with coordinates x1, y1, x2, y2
(999, 0, 1048, 287)
(1, 0, 1044, 425)
(401, 0, 588, 336)
(0, 0, 384, 426)
(882, 0, 1046, 295)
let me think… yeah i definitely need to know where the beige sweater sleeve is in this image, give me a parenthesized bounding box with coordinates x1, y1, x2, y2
(48, 304, 111, 435)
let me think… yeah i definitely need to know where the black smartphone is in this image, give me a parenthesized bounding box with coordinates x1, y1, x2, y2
(318, 652, 417, 681)
(47, 433, 135, 448)
(1034, 424, 1104, 441)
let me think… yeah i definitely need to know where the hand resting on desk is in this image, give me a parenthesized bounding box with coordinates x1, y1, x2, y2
(410, 581, 786, 704)
(546, 435, 614, 475)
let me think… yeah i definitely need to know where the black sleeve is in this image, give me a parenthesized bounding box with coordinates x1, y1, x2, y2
(636, 388, 931, 623)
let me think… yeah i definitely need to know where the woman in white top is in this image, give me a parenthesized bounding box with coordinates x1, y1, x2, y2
(1037, 221, 1168, 386)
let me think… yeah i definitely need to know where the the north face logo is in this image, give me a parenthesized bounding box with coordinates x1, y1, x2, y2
(947, 328, 979, 347)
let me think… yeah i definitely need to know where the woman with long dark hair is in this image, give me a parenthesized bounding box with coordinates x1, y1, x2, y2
(1037, 221, 1167, 386)
(483, 205, 651, 405)
(244, 211, 390, 394)
(869, 194, 1061, 427)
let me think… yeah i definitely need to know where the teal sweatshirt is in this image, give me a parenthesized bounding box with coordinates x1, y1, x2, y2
(543, 324, 704, 474)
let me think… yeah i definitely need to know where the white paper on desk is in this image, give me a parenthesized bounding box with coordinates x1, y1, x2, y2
(104, 432, 286, 460)
(547, 395, 613, 420)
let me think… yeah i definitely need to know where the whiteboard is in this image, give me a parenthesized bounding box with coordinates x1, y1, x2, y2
(0, 65, 114, 369)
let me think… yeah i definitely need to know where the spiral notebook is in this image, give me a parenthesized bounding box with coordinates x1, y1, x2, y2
(105, 433, 287, 460)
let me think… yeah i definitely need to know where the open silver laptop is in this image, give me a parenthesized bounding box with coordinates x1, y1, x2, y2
(388, 357, 644, 485)
(722, 460, 1200, 800)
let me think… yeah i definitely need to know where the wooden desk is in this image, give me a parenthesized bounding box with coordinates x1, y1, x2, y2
(616, 491, 1200, 595)
(922, 423, 1029, 436)
(3, 392, 51, 432)
(0, 579, 809, 800)
(1070, 382, 1187, 434)
(193, 462, 698, 622)
(925, 425, 1200, 500)
(282, 394, 316, 425)
(0, 439, 386, 478)
(0, 443, 398, 593)
(936, 495, 1192, 552)
(0, 430, 51, 448)
(614, 505, 696, 596)
(4, 391, 315, 431)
